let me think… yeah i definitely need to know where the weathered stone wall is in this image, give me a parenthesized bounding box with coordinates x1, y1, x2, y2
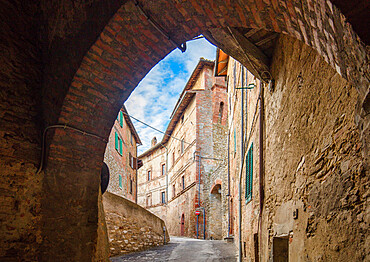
(227, 35, 368, 261)
(1, 0, 367, 260)
(103, 192, 169, 257)
(261, 35, 368, 262)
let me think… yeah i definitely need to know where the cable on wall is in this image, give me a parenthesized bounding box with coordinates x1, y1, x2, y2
(36, 124, 107, 174)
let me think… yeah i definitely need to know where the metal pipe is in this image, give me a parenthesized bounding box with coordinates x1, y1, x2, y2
(258, 82, 265, 262)
(196, 215, 199, 239)
(227, 129, 231, 238)
(159, 143, 169, 203)
(238, 65, 244, 262)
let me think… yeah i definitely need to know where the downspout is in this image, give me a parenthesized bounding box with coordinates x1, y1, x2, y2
(159, 143, 169, 203)
(258, 82, 265, 262)
(135, 144, 138, 203)
(227, 129, 230, 238)
(238, 66, 245, 262)
(195, 151, 206, 240)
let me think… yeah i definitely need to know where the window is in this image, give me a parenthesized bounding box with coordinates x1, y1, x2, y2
(181, 115, 184, 124)
(161, 191, 165, 204)
(117, 110, 123, 127)
(161, 164, 166, 176)
(129, 153, 134, 169)
(119, 174, 122, 189)
(173, 184, 175, 197)
(245, 143, 253, 202)
(181, 139, 184, 154)
(182, 175, 185, 190)
(130, 179, 133, 194)
(115, 132, 122, 155)
(234, 129, 236, 153)
(147, 170, 151, 181)
(146, 194, 152, 207)
(218, 102, 224, 123)
(172, 151, 175, 166)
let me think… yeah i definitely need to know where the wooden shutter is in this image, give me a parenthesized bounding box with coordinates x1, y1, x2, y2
(246, 143, 253, 201)
(115, 132, 118, 151)
(119, 174, 122, 188)
(119, 138, 123, 155)
(119, 111, 123, 127)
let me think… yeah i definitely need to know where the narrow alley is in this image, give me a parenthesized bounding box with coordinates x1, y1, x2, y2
(111, 237, 237, 262)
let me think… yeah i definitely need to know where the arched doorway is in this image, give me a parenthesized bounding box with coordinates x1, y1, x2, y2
(1, 0, 368, 260)
(209, 183, 222, 239)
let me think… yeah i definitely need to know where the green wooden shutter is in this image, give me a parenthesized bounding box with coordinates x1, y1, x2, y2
(119, 174, 122, 188)
(115, 132, 118, 151)
(234, 129, 236, 152)
(119, 111, 123, 127)
(119, 138, 123, 155)
(246, 143, 253, 202)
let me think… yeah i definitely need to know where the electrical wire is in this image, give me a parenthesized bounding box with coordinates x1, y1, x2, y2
(123, 112, 193, 146)
(36, 124, 107, 174)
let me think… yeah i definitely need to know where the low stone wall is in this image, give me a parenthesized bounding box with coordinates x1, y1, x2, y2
(102, 192, 169, 257)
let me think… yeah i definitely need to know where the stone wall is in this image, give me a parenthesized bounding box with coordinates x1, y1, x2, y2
(102, 192, 169, 257)
(261, 35, 368, 261)
(227, 34, 368, 261)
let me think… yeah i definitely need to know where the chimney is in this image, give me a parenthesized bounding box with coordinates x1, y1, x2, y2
(151, 137, 157, 147)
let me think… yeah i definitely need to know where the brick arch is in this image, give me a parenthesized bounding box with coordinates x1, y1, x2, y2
(41, 0, 368, 260)
(210, 179, 222, 194)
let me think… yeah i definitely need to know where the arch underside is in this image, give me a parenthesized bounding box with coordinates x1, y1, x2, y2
(1, 0, 368, 260)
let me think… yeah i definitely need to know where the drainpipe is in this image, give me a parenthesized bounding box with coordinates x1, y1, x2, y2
(238, 66, 245, 262)
(227, 129, 230, 238)
(159, 143, 169, 203)
(135, 144, 138, 203)
(258, 82, 265, 262)
(194, 151, 206, 240)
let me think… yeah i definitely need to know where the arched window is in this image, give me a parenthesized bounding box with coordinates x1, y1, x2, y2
(218, 102, 224, 123)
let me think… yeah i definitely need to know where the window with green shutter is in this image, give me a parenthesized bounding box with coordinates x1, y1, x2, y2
(234, 129, 236, 152)
(119, 111, 123, 127)
(119, 137, 122, 155)
(115, 132, 118, 151)
(245, 143, 253, 203)
(119, 174, 122, 188)
(115, 132, 122, 156)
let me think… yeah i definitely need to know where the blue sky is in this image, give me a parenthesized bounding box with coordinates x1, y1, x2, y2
(125, 38, 216, 154)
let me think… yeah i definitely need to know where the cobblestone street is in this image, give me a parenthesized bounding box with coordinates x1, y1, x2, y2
(110, 237, 237, 262)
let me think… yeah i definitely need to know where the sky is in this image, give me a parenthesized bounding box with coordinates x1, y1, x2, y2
(125, 37, 216, 154)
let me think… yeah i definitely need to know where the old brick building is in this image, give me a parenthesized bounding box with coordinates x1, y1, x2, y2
(1, 0, 368, 260)
(138, 59, 228, 239)
(104, 106, 142, 202)
(216, 32, 368, 261)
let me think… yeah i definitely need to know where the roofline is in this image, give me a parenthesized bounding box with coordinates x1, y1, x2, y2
(139, 59, 215, 158)
(170, 58, 214, 119)
(122, 105, 142, 145)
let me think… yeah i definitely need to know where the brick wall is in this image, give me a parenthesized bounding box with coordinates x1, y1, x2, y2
(1, 0, 368, 260)
(104, 108, 138, 202)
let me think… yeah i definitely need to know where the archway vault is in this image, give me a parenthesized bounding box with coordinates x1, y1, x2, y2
(44, 0, 368, 260)
(2, 0, 368, 260)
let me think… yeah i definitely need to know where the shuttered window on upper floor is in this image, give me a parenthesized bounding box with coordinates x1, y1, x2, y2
(245, 143, 253, 203)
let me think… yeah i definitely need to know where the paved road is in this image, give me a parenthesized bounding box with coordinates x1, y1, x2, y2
(110, 237, 237, 262)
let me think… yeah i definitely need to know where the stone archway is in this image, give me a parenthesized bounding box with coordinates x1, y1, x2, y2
(1, 0, 368, 260)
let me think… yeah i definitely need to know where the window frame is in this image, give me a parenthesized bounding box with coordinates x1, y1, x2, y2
(245, 143, 253, 203)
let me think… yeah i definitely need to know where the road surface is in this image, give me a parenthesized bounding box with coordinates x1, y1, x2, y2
(110, 236, 237, 262)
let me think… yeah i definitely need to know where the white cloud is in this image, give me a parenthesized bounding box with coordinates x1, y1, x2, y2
(125, 38, 216, 154)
